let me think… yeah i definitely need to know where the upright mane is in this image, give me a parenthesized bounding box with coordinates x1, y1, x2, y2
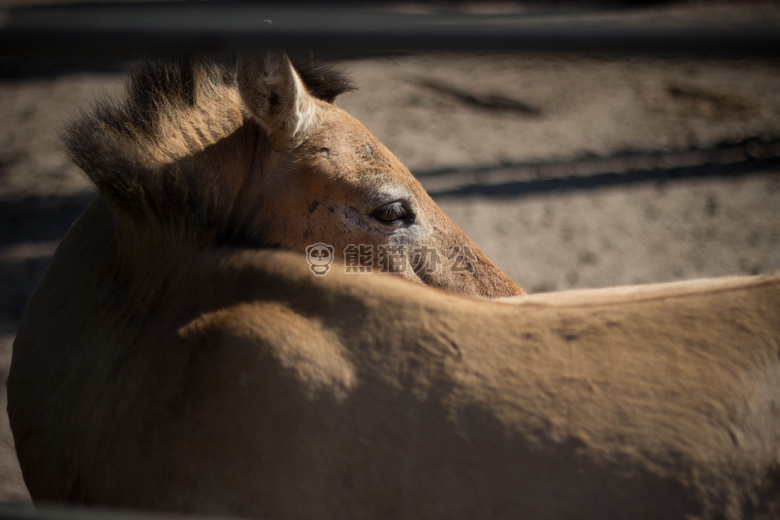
(64, 53, 354, 246)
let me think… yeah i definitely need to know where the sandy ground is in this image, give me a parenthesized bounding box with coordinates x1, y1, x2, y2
(2, 5, 780, 506)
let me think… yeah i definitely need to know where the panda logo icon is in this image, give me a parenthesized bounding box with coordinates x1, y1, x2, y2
(306, 243, 335, 276)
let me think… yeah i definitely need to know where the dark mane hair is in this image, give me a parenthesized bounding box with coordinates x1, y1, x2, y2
(67, 52, 354, 151)
(63, 53, 355, 246)
(290, 52, 356, 103)
(119, 53, 355, 139)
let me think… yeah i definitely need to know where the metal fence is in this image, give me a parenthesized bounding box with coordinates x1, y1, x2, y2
(2, 1, 780, 63)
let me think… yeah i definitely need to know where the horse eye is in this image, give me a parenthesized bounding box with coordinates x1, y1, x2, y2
(371, 201, 414, 226)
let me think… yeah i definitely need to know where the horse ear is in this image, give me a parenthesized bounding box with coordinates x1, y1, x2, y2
(237, 51, 319, 147)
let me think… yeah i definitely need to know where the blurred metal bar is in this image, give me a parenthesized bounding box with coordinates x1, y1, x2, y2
(1, 2, 779, 60)
(0, 504, 243, 520)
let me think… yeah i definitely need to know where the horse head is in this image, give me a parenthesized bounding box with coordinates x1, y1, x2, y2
(66, 51, 524, 297)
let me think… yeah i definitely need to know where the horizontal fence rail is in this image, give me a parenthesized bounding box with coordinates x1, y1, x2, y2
(2, 1, 780, 62)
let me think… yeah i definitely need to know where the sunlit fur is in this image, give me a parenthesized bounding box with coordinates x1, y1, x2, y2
(64, 52, 522, 297)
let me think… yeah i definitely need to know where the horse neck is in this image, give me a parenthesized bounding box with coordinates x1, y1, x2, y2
(111, 122, 268, 264)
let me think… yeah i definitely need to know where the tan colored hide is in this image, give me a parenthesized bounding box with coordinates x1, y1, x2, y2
(8, 199, 780, 519)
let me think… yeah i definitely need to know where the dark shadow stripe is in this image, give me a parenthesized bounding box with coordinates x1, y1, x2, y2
(0, 254, 53, 333)
(0, 191, 96, 247)
(418, 138, 780, 198)
(425, 158, 780, 199)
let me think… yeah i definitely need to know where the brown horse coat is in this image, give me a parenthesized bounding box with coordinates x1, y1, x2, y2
(6, 52, 780, 519)
(8, 197, 780, 519)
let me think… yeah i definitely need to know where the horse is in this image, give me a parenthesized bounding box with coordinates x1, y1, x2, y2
(60, 51, 523, 298)
(7, 52, 780, 519)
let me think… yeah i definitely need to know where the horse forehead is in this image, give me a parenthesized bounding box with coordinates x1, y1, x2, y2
(317, 107, 390, 157)
(304, 109, 412, 181)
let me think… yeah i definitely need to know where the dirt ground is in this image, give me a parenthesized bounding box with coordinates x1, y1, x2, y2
(2, 3, 780, 507)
